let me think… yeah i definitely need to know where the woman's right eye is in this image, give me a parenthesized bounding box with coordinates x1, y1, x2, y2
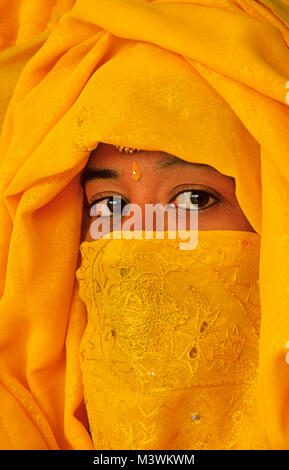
(89, 196, 126, 217)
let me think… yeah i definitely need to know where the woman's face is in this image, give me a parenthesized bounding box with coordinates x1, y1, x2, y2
(80, 143, 254, 241)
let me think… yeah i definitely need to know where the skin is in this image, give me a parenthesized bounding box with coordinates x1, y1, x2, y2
(80, 143, 254, 241)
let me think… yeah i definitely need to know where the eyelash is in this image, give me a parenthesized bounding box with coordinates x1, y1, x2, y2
(82, 194, 128, 211)
(169, 187, 219, 211)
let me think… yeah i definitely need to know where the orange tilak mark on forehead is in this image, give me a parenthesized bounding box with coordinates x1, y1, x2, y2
(132, 161, 142, 181)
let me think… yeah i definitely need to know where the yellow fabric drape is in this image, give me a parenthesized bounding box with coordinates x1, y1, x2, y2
(0, 0, 289, 449)
(0, 0, 76, 134)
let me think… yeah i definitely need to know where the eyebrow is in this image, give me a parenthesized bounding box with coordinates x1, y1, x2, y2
(80, 167, 119, 188)
(157, 155, 216, 171)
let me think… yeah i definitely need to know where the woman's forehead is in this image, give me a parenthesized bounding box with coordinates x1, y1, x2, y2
(86, 143, 224, 175)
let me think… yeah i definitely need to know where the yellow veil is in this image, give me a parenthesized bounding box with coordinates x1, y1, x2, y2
(1, 0, 289, 450)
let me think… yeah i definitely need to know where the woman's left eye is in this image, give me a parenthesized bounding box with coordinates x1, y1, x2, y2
(172, 190, 217, 210)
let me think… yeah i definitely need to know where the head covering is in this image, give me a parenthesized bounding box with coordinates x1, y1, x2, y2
(0, 0, 289, 450)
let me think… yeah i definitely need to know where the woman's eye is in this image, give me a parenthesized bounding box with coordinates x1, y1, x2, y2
(172, 190, 217, 210)
(89, 196, 126, 217)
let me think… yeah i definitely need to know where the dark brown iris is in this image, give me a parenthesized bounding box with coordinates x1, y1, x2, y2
(190, 190, 210, 208)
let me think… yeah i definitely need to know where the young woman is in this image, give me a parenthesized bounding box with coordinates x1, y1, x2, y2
(77, 143, 262, 449)
(0, 0, 289, 450)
